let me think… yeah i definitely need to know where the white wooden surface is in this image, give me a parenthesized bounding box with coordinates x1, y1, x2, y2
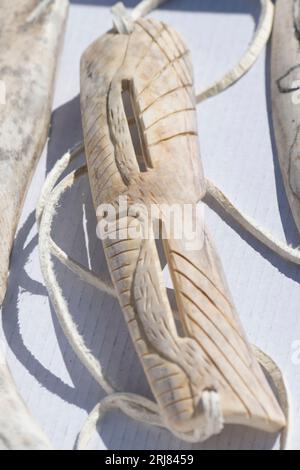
(1, 0, 300, 450)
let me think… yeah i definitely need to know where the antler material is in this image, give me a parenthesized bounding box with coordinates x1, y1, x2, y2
(271, 0, 300, 233)
(80, 17, 285, 439)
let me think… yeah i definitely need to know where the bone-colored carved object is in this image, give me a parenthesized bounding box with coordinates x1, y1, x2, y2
(271, 0, 300, 233)
(0, 0, 69, 305)
(0, 342, 52, 450)
(80, 18, 285, 438)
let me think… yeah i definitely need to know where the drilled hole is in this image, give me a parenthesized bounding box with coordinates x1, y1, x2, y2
(121, 79, 150, 172)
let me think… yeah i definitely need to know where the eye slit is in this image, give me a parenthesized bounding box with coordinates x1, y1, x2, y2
(121, 79, 151, 172)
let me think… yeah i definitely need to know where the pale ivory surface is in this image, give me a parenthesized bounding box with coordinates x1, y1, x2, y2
(1, 0, 300, 450)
